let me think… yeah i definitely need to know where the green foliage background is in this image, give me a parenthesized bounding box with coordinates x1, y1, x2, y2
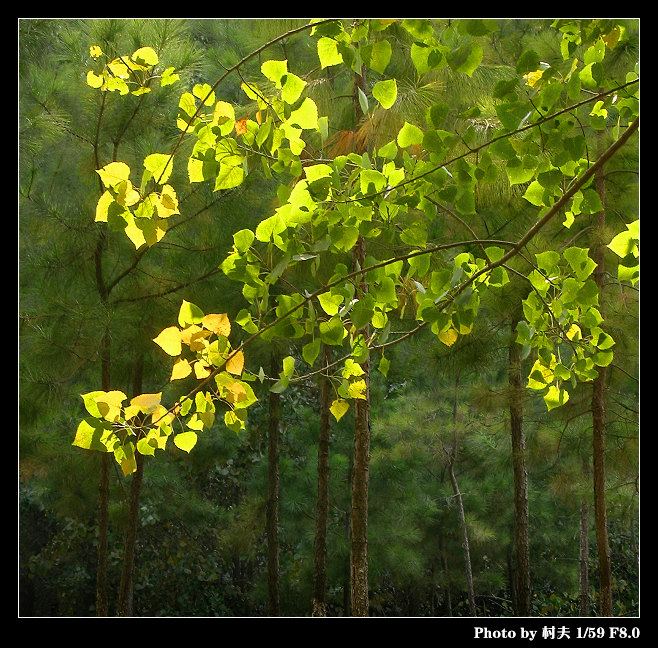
(19, 18, 638, 617)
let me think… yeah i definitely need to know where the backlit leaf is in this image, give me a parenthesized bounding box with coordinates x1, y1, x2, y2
(97, 162, 131, 188)
(372, 79, 397, 109)
(226, 350, 245, 375)
(153, 326, 182, 356)
(174, 431, 197, 453)
(144, 153, 173, 184)
(171, 358, 192, 380)
(178, 300, 204, 327)
(202, 313, 231, 337)
(330, 398, 350, 421)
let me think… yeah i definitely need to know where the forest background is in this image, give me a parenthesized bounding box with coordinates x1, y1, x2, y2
(18, 18, 639, 619)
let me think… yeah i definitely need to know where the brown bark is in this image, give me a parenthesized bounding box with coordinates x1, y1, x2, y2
(267, 353, 281, 616)
(348, 58, 372, 617)
(509, 322, 531, 616)
(579, 458, 591, 616)
(312, 345, 332, 616)
(350, 234, 371, 617)
(116, 451, 144, 616)
(96, 326, 111, 616)
(116, 355, 145, 617)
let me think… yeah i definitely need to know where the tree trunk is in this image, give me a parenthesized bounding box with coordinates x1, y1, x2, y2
(448, 459, 476, 616)
(96, 326, 111, 616)
(267, 353, 281, 616)
(509, 319, 531, 616)
(117, 355, 145, 617)
(350, 233, 371, 617)
(448, 376, 476, 616)
(344, 455, 353, 617)
(349, 57, 371, 618)
(439, 533, 452, 616)
(116, 451, 144, 616)
(579, 469, 591, 616)
(591, 133, 613, 617)
(312, 345, 332, 616)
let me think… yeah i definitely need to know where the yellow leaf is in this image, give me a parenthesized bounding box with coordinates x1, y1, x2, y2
(347, 378, 367, 400)
(95, 191, 113, 222)
(90, 45, 103, 59)
(131, 46, 159, 67)
(173, 431, 197, 453)
(193, 361, 211, 379)
(151, 404, 175, 426)
(94, 390, 127, 422)
(129, 392, 162, 414)
(153, 326, 182, 356)
(226, 350, 244, 375)
(180, 325, 211, 351)
(87, 70, 104, 88)
(123, 215, 147, 249)
(225, 381, 247, 405)
(330, 398, 350, 422)
(115, 180, 140, 207)
(438, 327, 459, 347)
(171, 358, 192, 380)
(202, 313, 231, 337)
(97, 161, 131, 187)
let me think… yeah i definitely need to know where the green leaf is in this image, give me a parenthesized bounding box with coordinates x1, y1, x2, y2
(563, 247, 597, 281)
(544, 384, 569, 411)
(317, 37, 343, 68)
(73, 417, 116, 452)
(378, 355, 390, 377)
(261, 59, 288, 86)
(397, 122, 424, 148)
(372, 79, 397, 109)
(496, 101, 532, 131)
(282, 73, 307, 104)
(302, 338, 321, 366)
(516, 49, 540, 75)
(447, 42, 482, 77)
(523, 180, 549, 207)
(318, 291, 344, 316)
(233, 229, 255, 253)
(214, 163, 244, 191)
(288, 97, 318, 130)
(281, 355, 295, 378)
(608, 226, 638, 259)
(178, 300, 204, 327)
(367, 39, 392, 74)
(319, 316, 346, 345)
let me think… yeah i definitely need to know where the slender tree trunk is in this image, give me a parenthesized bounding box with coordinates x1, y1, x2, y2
(509, 317, 531, 616)
(448, 376, 476, 616)
(267, 353, 281, 616)
(349, 57, 371, 618)
(439, 533, 452, 616)
(351, 233, 371, 617)
(117, 355, 145, 617)
(344, 455, 353, 617)
(312, 345, 332, 616)
(579, 458, 591, 616)
(96, 316, 111, 616)
(116, 452, 144, 616)
(591, 134, 613, 617)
